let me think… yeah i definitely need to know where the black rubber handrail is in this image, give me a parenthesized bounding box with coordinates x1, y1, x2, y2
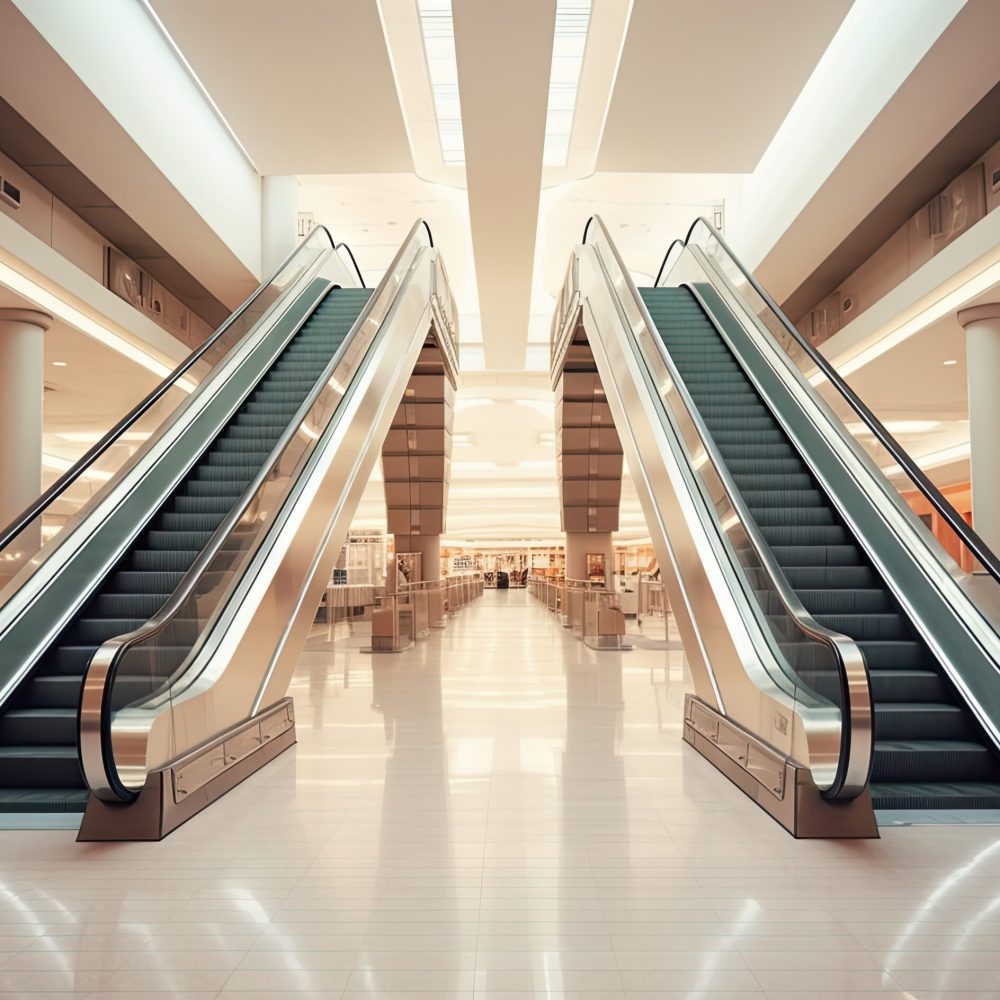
(335, 242, 366, 288)
(0, 225, 362, 553)
(642, 214, 1000, 586)
(653, 238, 684, 286)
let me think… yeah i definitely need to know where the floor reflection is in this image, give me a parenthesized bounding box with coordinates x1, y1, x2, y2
(0, 591, 995, 996)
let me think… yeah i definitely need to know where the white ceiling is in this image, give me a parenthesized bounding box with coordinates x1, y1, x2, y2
(452, 0, 556, 370)
(29, 0, 987, 546)
(597, 0, 854, 172)
(149, 0, 413, 176)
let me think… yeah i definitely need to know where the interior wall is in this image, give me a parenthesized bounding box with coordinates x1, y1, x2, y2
(0, 148, 213, 347)
(795, 139, 1000, 341)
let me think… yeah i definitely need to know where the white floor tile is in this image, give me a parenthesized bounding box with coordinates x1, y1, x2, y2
(0, 592, 993, 997)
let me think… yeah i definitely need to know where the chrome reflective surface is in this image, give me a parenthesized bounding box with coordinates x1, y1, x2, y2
(4, 593, 996, 994)
(0, 230, 360, 714)
(82, 220, 459, 802)
(664, 222, 1000, 753)
(557, 216, 873, 797)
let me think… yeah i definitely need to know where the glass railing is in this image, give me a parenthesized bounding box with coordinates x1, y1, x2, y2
(581, 215, 872, 798)
(529, 574, 565, 616)
(80, 220, 436, 801)
(0, 226, 346, 593)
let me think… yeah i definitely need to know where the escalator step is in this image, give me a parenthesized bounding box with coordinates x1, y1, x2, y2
(749, 506, 836, 527)
(741, 489, 828, 508)
(780, 565, 878, 589)
(68, 618, 146, 644)
(813, 613, 912, 641)
(0, 747, 82, 788)
(874, 703, 971, 740)
(128, 549, 202, 570)
(872, 781, 1000, 810)
(92, 593, 171, 618)
(796, 589, 894, 615)
(869, 670, 947, 702)
(203, 449, 273, 467)
(181, 481, 246, 498)
(769, 544, 864, 567)
(44, 646, 99, 676)
(858, 640, 934, 671)
(146, 530, 215, 550)
(873, 739, 996, 782)
(0, 788, 88, 813)
(0, 708, 78, 745)
(109, 570, 185, 592)
(730, 472, 816, 492)
(222, 424, 291, 439)
(759, 525, 850, 546)
(720, 442, 798, 459)
(156, 512, 227, 533)
(758, 588, 892, 616)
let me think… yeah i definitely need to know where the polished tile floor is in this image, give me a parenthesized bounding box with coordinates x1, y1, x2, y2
(0, 588, 999, 998)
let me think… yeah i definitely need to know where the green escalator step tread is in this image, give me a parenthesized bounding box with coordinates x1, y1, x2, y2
(0, 788, 89, 813)
(872, 782, 1000, 809)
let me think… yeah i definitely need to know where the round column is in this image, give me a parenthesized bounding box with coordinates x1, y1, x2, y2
(958, 303, 1000, 554)
(261, 175, 300, 274)
(0, 308, 51, 535)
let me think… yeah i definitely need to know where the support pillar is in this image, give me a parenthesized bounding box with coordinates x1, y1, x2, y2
(0, 309, 51, 536)
(393, 534, 441, 582)
(958, 304, 1000, 554)
(261, 176, 300, 274)
(565, 531, 613, 586)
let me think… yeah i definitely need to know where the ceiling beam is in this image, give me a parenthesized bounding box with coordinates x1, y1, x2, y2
(453, 0, 556, 370)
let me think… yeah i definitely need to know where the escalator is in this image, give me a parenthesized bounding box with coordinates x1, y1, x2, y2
(641, 287, 1000, 810)
(0, 289, 370, 809)
(0, 220, 458, 829)
(555, 216, 1000, 832)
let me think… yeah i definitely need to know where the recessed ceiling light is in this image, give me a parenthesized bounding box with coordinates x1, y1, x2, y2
(943, 359, 958, 366)
(418, 0, 465, 166)
(51, 360, 68, 367)
(542, 0, 592, 167)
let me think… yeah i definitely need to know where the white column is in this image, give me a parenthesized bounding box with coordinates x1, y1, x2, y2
(958, 303, 1000, 553)
(0, 309, 51, 533)
(260, 175, 300, 275)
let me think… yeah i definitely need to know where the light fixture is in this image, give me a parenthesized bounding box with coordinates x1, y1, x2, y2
(883, 442, 969, 478)
(542, 1, 592, 167)
(58, 430, 148, 444)
(846, 419, 940, 436)
(418, 0, 465, 166)
(51, 360, 68, 368)
(42, 453, 112, 481)
(943, 359, 958, 366)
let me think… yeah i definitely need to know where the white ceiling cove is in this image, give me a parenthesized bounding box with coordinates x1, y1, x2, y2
(149, 0, 413, 175)
(598, 0, 853, 173)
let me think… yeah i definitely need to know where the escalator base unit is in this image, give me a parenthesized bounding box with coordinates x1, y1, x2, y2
(683, 695, 879, 839)
(77, 699, 295, 842)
